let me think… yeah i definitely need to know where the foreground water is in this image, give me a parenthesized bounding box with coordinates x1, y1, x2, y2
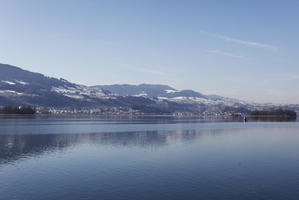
(1, 116, 299, 200)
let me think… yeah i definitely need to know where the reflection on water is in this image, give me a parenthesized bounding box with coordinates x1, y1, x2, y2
(249, 116, 297, 122)
(1, 118, 299, 200)
(0, 129, 208, 164)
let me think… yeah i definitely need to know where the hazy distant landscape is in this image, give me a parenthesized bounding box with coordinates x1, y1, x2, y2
(1, 63, 298, 117)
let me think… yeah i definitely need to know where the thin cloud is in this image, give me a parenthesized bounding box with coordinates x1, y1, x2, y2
(206, 49, 244, 58)
(201, 31, 278, 50)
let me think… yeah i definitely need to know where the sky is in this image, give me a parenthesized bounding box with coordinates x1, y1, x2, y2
(0, 0, 299, 104)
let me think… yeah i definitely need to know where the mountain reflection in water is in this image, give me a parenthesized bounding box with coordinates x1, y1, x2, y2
(1, 120, 299, 200)
(0, 129, 205, 164)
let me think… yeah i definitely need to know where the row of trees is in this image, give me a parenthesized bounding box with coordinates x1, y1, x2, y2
(250, 109, 297, 119)
(0, 105, 36, 114)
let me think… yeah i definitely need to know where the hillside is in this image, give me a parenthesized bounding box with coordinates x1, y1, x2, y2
(1, 63, 297, 115)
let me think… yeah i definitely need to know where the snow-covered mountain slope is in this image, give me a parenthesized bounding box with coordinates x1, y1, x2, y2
(0, 63, 247, 109)
(1, 63, 297, 114)
(93, 84, 207, 99)
(92, 84, 176, 97)
(92, 84, 299, 113)
(0, 63, 170, 111)
(0, 63, 113, 107)
(93, 84, 248, 106)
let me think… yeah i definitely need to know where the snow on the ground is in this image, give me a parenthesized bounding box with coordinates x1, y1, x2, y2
(166, 96, 242, 106)
(165, 89, 179, 93)
(51, 85, 109, 100)
(0, 90, 24, 95)
(1, 80, 15, 85)
(15, 80, 28, 85)
(134, 91, 148, 97)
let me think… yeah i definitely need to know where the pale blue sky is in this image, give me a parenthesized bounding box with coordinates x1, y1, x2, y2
(0, 0, 299, 103)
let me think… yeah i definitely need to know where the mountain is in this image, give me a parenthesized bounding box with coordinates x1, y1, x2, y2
(92, 84, 174, 97)
(92, 85, 299, 115)
(0, 63, 201, 114)
(93, 84, 206, 99)
(0, 63, 109, 107)
(92, 84, 246, 106)
(0, 63, 161, 109)
(1, 63, 297, 115)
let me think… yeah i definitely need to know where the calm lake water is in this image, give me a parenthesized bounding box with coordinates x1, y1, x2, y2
(1, 116, 299, 200)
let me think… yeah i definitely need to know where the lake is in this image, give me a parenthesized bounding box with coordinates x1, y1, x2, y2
(1, 116, 299, 200)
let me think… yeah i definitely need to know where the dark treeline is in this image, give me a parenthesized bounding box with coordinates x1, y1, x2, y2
(250, 109, 297, 119)
(0, 105, 36, 115)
